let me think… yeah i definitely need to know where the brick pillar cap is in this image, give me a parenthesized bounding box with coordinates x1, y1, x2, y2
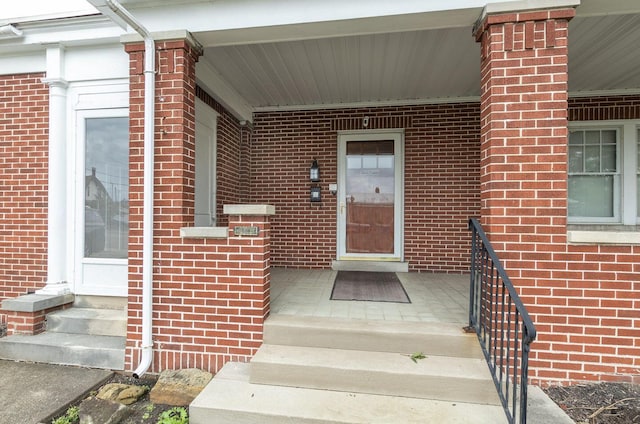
(224, 204, 276, 216)
(473, 2, 577, 40)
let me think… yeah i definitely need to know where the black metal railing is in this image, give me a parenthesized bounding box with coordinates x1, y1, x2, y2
(468, 218, 537, 424)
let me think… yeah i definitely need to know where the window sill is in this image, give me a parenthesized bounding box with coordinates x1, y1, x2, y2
(567, 229, 640, 245)
(180, 226, 228, 239)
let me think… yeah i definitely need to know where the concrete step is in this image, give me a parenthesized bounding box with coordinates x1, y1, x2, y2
(73, 295, 127, 310)
(0, 332, 125, 370)
(46, 307, 126, 337)
(250, 344, 499, 405)
(264, 315, 480, 357)
(190, 362, 507, 424)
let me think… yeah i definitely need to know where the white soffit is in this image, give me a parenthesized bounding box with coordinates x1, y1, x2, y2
(576, 0, 640, 17)
(202, 26, 480, 109)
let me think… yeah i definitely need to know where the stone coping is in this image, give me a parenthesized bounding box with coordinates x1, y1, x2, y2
(1, 293, 75, 313)
(223, 204, 275, 216)
(180, 226, 229, 239)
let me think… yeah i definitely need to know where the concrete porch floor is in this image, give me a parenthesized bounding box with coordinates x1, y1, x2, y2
(269, 268, 469, 324)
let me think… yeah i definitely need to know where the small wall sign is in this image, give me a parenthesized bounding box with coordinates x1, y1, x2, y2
(234, 226, 260, 236)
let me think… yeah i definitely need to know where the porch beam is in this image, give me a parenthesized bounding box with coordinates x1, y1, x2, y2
(196, 57, 253, 123)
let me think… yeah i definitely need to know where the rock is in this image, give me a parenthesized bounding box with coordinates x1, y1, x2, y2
(96, 383, 147, 405)
(149, 368, 213, 406)
(79, 397, 132, 424)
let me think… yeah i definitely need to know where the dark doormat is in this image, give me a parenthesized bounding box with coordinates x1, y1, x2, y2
(330, 271, 411, 303)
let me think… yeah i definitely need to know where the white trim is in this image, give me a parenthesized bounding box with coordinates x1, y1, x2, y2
(621, 123, 638, 225)
(254, 96, 481, 113)
(337, 129, 404, 261)
(0, 53, 44, 75)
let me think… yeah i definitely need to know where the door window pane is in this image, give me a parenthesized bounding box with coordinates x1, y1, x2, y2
(637, 130, 640, 218)
(85, 117, 129, 258)
(345, 140, 395, 254)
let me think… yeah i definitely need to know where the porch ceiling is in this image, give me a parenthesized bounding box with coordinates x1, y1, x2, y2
(201, 26, 480, 109)
(196, 2, 640, 116)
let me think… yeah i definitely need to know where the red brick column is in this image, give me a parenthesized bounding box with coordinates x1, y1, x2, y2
(124, 35, 272, 374)
(475, 8, 574, 243)
(124, 36, 203, 373)
(474, 9, 576, 383)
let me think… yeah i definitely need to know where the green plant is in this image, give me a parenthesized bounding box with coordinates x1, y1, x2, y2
(143, 403, 155, 420)
(51, 406, 79, 424)
(157, 406, 188, 424)
(409, 352, 426, 363)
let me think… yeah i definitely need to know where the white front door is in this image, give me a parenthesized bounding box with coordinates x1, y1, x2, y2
(74, 109, 129, 296)
(337, 130, 404, 261)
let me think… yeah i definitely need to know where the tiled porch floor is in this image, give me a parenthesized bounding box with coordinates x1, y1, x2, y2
(269, 268, 470, 325)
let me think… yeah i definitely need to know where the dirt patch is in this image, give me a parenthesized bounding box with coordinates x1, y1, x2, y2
(544, 383, 640, 424)
(51, 373, 187, 424)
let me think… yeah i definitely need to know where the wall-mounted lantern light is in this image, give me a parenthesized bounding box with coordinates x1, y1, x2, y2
(310, 159, 321, 202)
(310, 159, 320, 182)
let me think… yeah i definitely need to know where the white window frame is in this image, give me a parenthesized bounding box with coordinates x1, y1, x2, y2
(567, 120, 640, 245)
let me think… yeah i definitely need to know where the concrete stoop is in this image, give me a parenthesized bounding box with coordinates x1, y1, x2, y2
(0, 296, 126, 370)
(190, 315, 507, 424)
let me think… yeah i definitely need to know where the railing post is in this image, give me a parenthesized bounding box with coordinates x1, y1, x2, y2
(520, 329, 532, 424)
(468, 221, 477, 328)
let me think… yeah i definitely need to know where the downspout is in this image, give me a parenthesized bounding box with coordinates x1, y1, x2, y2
(104, 0, 155, 378)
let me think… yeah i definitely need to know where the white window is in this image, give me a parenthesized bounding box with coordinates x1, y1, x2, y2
(568, 121, 639, 226)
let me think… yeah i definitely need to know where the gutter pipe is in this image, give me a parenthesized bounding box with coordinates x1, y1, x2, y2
(104, 0, 155, 378)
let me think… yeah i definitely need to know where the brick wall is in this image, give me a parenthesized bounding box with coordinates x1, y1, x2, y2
(251, 105, 481, 272)
(0, 73, 49, 325)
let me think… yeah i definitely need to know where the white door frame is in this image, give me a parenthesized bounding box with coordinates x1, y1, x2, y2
(72, 105, 129, 296)
(336, 129, 405, 261)
(194, 98, 219, 226)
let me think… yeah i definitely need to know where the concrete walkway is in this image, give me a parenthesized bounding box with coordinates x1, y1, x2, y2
(0, 359, 112, 424)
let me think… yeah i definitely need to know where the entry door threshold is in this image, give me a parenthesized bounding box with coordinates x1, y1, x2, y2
(332, 260, 409, 273)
